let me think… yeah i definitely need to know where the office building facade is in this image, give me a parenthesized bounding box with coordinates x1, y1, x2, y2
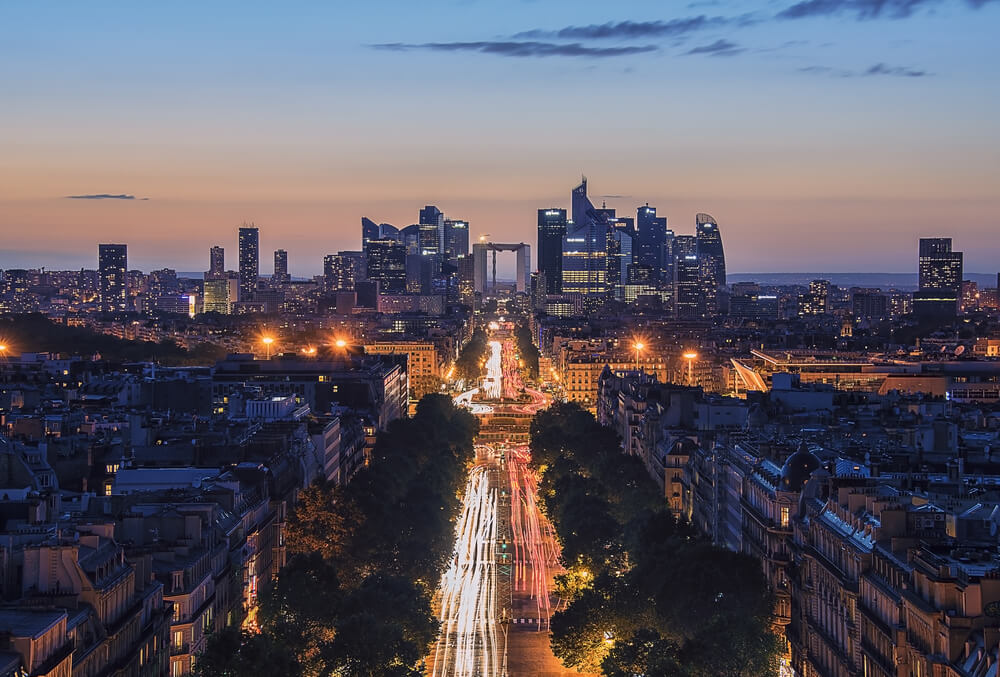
(537, 208, 567, 295)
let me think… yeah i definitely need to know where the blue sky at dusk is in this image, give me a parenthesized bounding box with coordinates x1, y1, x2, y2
(1, 0, 998, 275)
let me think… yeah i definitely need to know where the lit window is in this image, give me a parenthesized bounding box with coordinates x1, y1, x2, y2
(780, 506, 790, 528)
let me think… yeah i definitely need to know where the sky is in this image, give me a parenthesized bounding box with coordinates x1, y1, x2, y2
(1, 0, 998, 276)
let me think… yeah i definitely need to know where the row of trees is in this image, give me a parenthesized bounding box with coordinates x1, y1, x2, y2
(454, 326, 488, 382)
(196, 394, 479, 676)
(513, 321, 539, 378)
(530, 402, 781, 677)
(0, 314, 226, 365)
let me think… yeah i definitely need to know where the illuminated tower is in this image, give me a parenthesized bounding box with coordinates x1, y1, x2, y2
(98, 244, 128, 313)
(238, 224, 259, 302)
(537, 208, 567, 294)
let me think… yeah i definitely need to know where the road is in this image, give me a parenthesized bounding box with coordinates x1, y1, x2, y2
(429, 458, 503, 677)
(432, 333, 593, 677)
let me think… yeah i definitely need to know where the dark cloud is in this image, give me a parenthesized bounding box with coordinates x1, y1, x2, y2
(777, 0, 994, 20)
(799, 62, 930, 76)
(685, 39, 745, 56)
(864, 62, 929, 76)
(66, 194, 139, 200)
(513, 16, 749, 40)
(371, 41, 657, 58)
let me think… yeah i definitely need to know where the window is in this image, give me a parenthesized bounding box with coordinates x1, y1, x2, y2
(780, 506, 790, 528)
(171, 660, 184, 677)
(173, 630, 184, 650)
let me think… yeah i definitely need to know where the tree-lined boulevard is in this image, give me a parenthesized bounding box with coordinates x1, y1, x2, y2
(195, 322, 779, 676)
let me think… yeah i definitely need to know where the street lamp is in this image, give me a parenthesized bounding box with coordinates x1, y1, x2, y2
(334, 338, 347, 349)
(683, 351, 698, 386)
(633, 342, 644, 370)
(262, 336, 274, 359)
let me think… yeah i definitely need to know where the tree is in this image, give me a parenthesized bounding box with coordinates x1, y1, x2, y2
(531, 401, 782, 677)
(194, 627, 300, 677)
(513, 321, 540, 378)
(258, 553, 341, 676)
(285, 481, 359, 564)
(455, 327, 488, 382)
(323, 574, 438, 677)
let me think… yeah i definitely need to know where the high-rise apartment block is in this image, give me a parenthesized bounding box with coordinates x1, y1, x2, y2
(98, 243, 128, 312)
(208, 245, 225, 280)
(273, 249, 289, 283)
(238, 224, 259, 302)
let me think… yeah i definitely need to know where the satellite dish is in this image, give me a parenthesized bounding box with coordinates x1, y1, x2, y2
(955, 345, 966, 356)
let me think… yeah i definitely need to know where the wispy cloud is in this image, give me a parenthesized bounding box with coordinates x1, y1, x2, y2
(799, 62, 931, 76)
(371, 41, 658, 58)
(66, 193, 147, 200)
(685, 39, 745, 56)
(864, 62, 929, 76)
(778, 0, 994, 20)
(513, 16, 753, 40)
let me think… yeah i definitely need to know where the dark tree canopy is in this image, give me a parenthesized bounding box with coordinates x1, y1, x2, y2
(196, 394, 477, 676)
(533, 402, 781, 677)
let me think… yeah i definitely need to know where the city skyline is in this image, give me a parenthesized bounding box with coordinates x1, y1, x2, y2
(2, 1, 999, 274)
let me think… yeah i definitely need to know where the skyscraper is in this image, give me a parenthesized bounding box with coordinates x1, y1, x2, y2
(444, 219, 469, 257)
(273, 249, 288, 283)
(98, 244, 128, 313)
(636, 204, 667, 282)
(606, 219, 634, 302)
(696, 213, 726, 288)
(203, 277, 238, 314)
(208, 246, 225, 280)
(673, 235, 702, 319)
(915, 237, 963, 318)
(365, 239, 407, 293)
(238, 224, 259, 302)
(418, 205, 444, 255)
(918, 238, 962, 292)
(324, 253, 359, 292)
(537, 208, 567, 295)
(399, 224, 422, 253)
(562, 179, 609, 305)
(695, 213, 725, 317)
(362, 217, 380, 247)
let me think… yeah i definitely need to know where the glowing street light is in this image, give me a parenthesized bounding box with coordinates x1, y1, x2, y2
(633, 341, 645, 370)
(334, 338, 347, 349)
(301, 347, 317, 356)
(683, 351, 698, 386)
(262, 336, 274, 359)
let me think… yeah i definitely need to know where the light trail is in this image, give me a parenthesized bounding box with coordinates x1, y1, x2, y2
(431, 460, 503, 677)
(506, 445, 561, 629)
(483, 340, 502, 400)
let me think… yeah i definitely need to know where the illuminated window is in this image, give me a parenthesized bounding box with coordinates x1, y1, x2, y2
(780, 506, 790, 528)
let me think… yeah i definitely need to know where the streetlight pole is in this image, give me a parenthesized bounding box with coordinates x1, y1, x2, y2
(262, 336, 274, 359)
(683, 352, 698, 386)
(634, 342, 644, 371)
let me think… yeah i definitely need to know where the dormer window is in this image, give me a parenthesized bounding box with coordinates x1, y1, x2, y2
(172, 571, 183, 592)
